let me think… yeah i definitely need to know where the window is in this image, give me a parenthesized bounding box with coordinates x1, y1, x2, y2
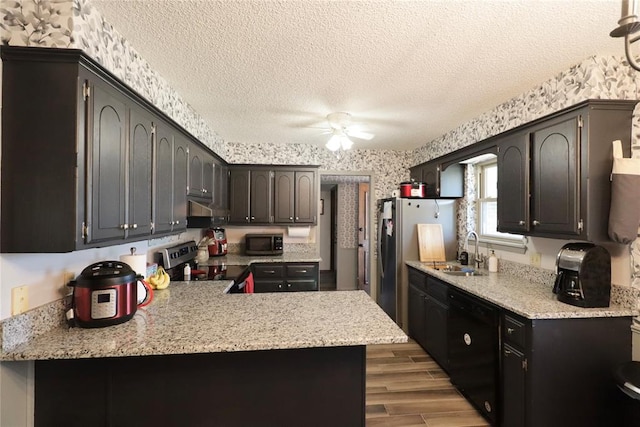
(476, 160, 526, 250)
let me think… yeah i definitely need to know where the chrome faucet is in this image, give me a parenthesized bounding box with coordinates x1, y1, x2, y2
(465, 231, 484, 269)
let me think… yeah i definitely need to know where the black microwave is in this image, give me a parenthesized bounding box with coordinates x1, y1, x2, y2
(245, 233, 284, 255)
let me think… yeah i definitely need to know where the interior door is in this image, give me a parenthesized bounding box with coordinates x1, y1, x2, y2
(358, 183, 370, 294)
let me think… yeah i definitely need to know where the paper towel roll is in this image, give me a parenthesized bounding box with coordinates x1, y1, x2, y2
(288, 226, 310, 238)
(120, 253, 147, 277)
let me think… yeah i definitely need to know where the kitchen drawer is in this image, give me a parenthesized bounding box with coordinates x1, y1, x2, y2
(503, 314, 526, 348)
(286, 279, 318, 292)
(426, 277, 449, 305)
(286, 263, 317, 278)
(252, 264, 285, 278)
(408, 268, 427, 291)
(254, 280, 286, 293)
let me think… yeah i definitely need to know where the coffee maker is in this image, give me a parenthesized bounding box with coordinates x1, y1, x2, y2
(553, 243, 611, 308)
(206, 227, 228, 257)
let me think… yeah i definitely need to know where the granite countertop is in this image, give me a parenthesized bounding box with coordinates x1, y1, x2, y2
(199, 253, 322, 266)
(406, 261, 638, 320)
(0, 281, 407, 361)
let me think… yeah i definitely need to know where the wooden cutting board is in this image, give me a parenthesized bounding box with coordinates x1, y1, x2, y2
(417, 224, 446, 262)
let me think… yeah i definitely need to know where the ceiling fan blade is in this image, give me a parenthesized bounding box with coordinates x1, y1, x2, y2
(346, 129, 375, 140)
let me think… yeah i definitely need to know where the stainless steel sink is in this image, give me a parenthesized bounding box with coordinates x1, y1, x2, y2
(442, 270, 484, 277)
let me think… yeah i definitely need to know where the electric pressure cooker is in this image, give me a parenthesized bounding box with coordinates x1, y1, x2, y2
(67, 261, 151, 328)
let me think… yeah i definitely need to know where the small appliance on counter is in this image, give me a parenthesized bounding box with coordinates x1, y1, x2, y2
(67, 261, 152, 328)
(399, 180, 427, 198)
(206, 227, 228, 257)
(245, 233, 284, 255)
(553, 242, 611, 308)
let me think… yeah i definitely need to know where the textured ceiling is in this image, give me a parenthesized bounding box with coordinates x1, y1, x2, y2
(91, 0, 625, 150)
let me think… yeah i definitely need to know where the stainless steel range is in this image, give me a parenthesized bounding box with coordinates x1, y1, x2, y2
(156, 241, 198, 280)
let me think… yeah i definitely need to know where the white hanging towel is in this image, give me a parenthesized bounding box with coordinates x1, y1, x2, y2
(382, 201, 393, 219)
(608, 140, 640, 244)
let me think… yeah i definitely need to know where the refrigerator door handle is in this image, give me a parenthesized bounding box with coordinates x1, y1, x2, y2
(377, 209, 385, 278)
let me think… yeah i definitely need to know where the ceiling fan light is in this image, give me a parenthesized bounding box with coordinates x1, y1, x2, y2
(341, 136, 354, 150)
(326, 135, 342, 151)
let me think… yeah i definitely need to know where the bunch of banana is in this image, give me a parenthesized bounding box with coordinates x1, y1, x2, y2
(148, 266, 170, 290)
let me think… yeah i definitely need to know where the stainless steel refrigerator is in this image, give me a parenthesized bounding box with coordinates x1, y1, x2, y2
(377, 197, 457, 331)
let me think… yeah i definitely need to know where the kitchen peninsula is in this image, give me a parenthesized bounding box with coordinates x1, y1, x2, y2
(1, 281, 406, 427)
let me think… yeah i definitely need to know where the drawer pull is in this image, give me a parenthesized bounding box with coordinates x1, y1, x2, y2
(297, 270, 307, 273)
(264, 270, 276, 274)
(504, 349, 512, 356)
(507, 327, 515, 334)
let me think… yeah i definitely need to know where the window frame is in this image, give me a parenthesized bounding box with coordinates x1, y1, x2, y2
(475, 160, 527, 252)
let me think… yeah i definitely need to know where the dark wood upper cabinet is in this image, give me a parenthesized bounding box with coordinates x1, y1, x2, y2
(86, 81, 128, 244)
(188, 144, 214, 201)
(0, 46, 225, 252)
(250, 169, 273, 224)
(409, 161, 463, 198)
(228, 167, 273, 224)
(229, 166, 317, 225)
(273, 170, 317, 224)
(172, 135, 189, 233)
(126, 106, 154, 239)
(228, 168, 251, 223)
(530, 117, 579, 236)
(293, 170, 316, 223)
(495, 100, 637, 241)
(274, 171, 295, 223)
(497, 132, 530, 234)
(154, 120, 175, 235)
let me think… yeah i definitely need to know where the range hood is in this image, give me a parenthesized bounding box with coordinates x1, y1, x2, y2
(186, 200, 227, 228)
(188, 200, 213, 217)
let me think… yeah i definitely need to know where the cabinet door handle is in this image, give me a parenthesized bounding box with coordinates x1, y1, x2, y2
(287, 283, 292, 288)
(130, 223, 138, 229)
(120, 224, 129, 230)
(202, 188, 207, 193)
(532, 220, 540, 226)
(504, 349, 512, 356)
(519, 220, 525, 225)
(278, 284, 282, 289)
(251, 216, 255, 220)
(289, 217, 293, 220)
(175, 220, 180, 225)
(295, 217, 299, 220)
(507, 327, 514, 335)
(245, 216, 249, 221)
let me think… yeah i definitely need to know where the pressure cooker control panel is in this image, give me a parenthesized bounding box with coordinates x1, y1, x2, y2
(91, 289, 117, 319)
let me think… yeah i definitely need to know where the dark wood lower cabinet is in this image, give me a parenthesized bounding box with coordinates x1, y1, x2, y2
(408, 268, 634, 427)
(252, 262, 319, 293)
(35, 345, 365, 427)
(501, 314, 633, 427)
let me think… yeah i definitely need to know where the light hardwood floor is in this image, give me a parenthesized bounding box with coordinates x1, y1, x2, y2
(366, 340, 490, 427)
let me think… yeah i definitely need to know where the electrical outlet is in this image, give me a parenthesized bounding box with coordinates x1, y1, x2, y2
(11, 286, 29, 316)
(530, 252, 541, 268)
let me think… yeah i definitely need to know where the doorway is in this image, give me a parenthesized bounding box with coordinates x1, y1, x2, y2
(319, 173, 373, 294)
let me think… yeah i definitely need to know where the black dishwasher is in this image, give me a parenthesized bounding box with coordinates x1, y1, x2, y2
(448, 289, 499, 424)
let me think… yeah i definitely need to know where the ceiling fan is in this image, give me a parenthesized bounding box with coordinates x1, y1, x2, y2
(324, 112, 374, 152)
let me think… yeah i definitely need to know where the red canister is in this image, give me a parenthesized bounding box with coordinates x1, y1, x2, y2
(399, 181, 426, 198)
